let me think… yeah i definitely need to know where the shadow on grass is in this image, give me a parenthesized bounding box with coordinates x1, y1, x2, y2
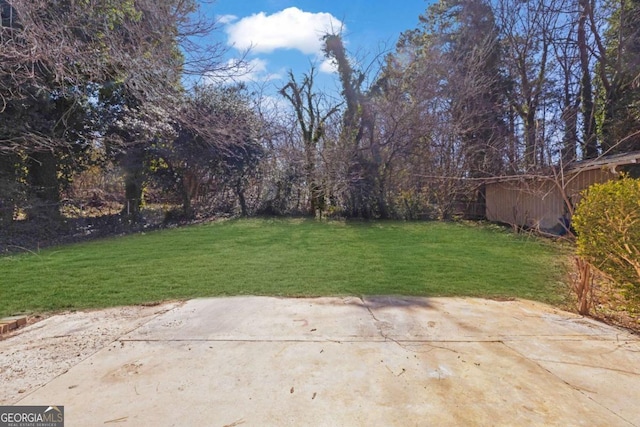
(310, 295, 436, 310)
(360, 296, 435, 310)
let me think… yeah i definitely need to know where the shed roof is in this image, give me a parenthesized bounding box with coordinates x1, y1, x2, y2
(567, 150, 640, 173)
(482, 150, 640, 184)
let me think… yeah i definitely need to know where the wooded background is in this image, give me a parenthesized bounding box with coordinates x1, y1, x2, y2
(1, 0, 638, 233)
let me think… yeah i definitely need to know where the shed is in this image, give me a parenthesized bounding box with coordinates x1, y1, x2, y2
(484, 151, 640, 233)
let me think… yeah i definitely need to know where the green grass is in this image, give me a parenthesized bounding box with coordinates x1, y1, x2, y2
(0, 219, 570, 317)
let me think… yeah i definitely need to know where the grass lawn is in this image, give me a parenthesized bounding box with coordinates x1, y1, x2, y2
(0, 219, 570, 317)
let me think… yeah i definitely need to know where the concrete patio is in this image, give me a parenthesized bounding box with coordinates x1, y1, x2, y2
(1, 297, 638, 426)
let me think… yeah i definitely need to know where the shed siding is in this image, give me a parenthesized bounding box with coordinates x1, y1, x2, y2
(485, 169, 616, 231)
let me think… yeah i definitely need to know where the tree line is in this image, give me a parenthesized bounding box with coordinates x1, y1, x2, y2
(1, 0, 639, 232)
(271, 0, 640, 219)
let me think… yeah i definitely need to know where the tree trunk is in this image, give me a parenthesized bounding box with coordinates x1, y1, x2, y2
(181, 186, 193, 219)
(235, 178, 248, 217)
(26, 151, 60, 221)
(561, 104, 579, 164)
(524, 108, 537, 167)
(578, 0, 598, 158)
(574, 257, 592, 315)
(305, 146, 317, 216)
(121, 149, 145, 221)
(180, 170, 198, 219)
(0, 154, 17, 224)
(123, 176, 143, 220)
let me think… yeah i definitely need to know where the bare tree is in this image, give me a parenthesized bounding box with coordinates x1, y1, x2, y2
(496, 0, 558, 169)
(324, 33, 404, 218)
(577, 0, 599, 158)
(550, 3, 582, 164)
(279, 67, 341, 216)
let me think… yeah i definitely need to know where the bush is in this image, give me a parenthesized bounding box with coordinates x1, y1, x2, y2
(393, 190, 434, 220)
(572, 177, 640, 300)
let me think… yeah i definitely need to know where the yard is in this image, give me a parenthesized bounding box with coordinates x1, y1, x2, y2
(0, 219, 570, 317)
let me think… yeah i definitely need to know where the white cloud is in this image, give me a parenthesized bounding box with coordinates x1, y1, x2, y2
(208, 58, 282, 84)
(216, 14, 238, 25)
(239, 58, 268, 79)
(239, 58, 283, 82)
(319, 57, 338, 74)
(225, 7, 344, 55)
(259, 94, 294, 114)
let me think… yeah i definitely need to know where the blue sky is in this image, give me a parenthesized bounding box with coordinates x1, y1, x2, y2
(199, 0, 431, 94)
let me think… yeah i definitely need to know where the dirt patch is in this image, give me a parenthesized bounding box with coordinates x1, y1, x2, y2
(590, 279, 640, 334)
(0, 302, 180, 405)
(0, 214, 164, 255)
(565, 257, 640, 334)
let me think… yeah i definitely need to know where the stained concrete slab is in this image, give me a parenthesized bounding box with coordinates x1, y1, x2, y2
(4, 297, 640, 426)
(0, 303, 181, 404)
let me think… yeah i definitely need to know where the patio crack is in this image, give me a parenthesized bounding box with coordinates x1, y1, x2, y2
(525, 358, 640, 377)
(501, 341, 637, 426)
(360, 296, 394, 344)
(360, 297, 461, 355)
